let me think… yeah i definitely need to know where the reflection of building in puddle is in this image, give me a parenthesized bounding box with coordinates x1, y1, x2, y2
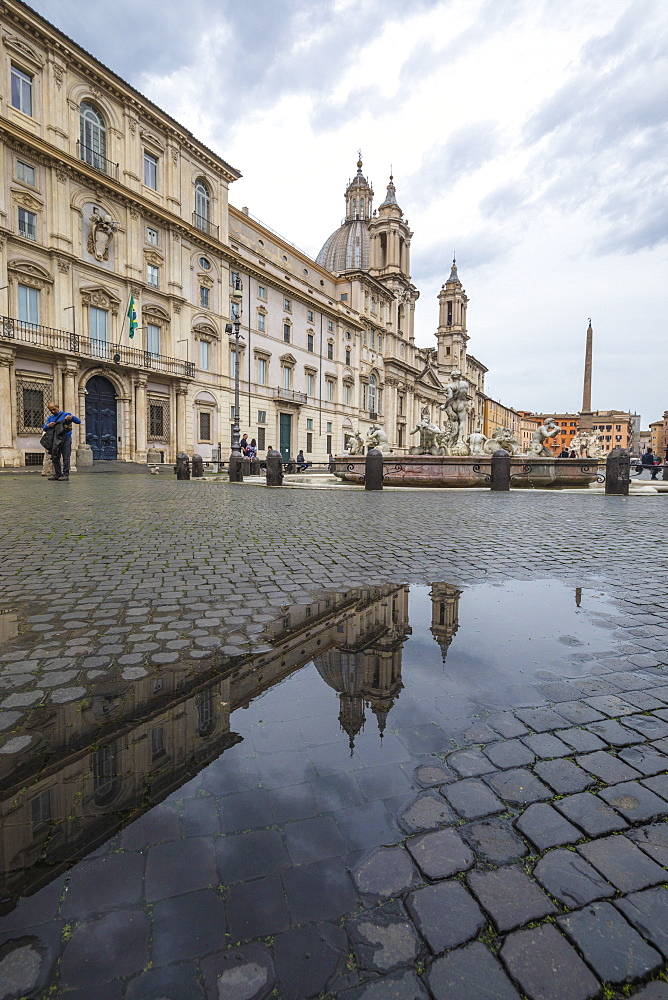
(0, 583, 411, 910)
(430, 583, 462, 661)
(315, 585, 411, 749)
(0, 611, 19, 645)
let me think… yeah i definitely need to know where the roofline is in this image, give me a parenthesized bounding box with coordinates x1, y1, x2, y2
(3, 0, 241, 182)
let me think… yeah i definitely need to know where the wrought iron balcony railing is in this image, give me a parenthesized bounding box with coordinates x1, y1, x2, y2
(1, 315, 195, 378)
(193, 212, 219, 240)
(273, 387, 307, 404)
(77, 141, 120, 180)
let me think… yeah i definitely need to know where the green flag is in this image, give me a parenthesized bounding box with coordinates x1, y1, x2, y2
(127, 295, 138, 338)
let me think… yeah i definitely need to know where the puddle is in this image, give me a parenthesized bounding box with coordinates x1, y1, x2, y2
(0, 578, 628, 991)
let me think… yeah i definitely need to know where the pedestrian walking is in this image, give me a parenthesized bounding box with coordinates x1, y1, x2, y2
(41, 403, 80, 481)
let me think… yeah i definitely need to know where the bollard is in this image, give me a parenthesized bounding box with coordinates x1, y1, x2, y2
(228, 452, 244, 483)
(191, 454, 204, 478)
(365, 447, 384, 491)
(490, 448, 511, 491)
(174, 453, 190, 480)
(663, 462, 668, 482)
(605, 446, 630, 495)
(265, 449, 284, 487)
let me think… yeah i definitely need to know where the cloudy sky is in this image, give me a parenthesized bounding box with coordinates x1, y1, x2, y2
(34, 0, 668, 424)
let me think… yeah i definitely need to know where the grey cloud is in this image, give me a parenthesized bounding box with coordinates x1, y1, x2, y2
(412, 229, 513, 286)
(404, 120, 501, 208)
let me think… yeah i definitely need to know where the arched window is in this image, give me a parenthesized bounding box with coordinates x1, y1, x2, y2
(360, 198, 364, 217)
(80, 102, 106, 170)
(368, 373, 377, 414)
(195, 179, 211, 228)
(92, 742, 118, 805)
(345, 347, 351, 366)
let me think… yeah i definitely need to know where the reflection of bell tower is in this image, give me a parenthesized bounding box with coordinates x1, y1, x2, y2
(430, 583, 461, 662)
(338, 692, 366, 750)
(436, 258, 469, 374)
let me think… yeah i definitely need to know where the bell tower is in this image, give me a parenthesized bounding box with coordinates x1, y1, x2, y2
(436, 258, 469, 373)
(368, 174, 419, 341)
(344, 154, 374, 222)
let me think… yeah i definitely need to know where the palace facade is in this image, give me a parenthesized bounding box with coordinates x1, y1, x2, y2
(0, 0, 489, 467)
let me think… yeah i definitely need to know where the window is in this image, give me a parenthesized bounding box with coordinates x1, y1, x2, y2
(195, 179, 210, 224)
(144, 152, 158, 189)
(340, 293, 348, 301)
(18, 381, 46, 433)
(199, 256, 211, 270)
(17, 159, 35, 185)
(258, 427, 266, 450)
(79, 102, 106, 168)
(306, 418, 314, 430)
(146, 324, 160, 356)
(200, 285, 210, 309)
(307, 373, 315, 396)
(363, 330, 367, 345)
(11, 66, 32, 116)
(398, 394, 404, 416)
(146, 227, 159, 245)
(151, 727, 165, 761)
(345, 348, 351, 366)
(362, 383, 367, 409)
(257, 358, 267, 384)
(257, 410, 267, 423)
(92, 743, 118, 805)
(230, 348, 237, 375)
(89, 306, 108, 353)
(199, 340, 211, 371)
(284, 297, 291, 311)
(230, 300, 239, 321)
(307, 310, 314, 323)
(327, 342, 333, 360)
(307, 333, 314, 352)
(18, 207, 36, 240)
(31, 789, 51, 834)
(306, 432, 313, 453)
(149, 403, 164, 437)
(371, 330, 375, 349)
(258, 285, 266, 299)
(147, 264, 159, 288)
(196, 689, 215, 736)
(326, 434, 332, 454)
(283, 323, 291, 343)
(283, 366, 291, 390)
(199, 411, 212, 441)
(257, 312, 265, 332)
(326, 379, 334, 402)
(18, 284, 39, 326)
(327, 320, 333, 332)
(370, 296, 376, 313)
(344, 383, 351, 405)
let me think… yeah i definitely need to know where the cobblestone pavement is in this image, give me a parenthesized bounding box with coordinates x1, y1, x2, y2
(0, 476, 668, 999)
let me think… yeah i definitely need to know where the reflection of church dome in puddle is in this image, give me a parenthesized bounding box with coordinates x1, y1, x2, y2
(314, 645, 403, 750)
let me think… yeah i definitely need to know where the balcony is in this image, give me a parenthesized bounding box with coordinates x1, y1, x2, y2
(193, 212, 219, 240)
(77, 141, 120, 180)
(273, 387, 307, 404)
(1, 315, 195, 379)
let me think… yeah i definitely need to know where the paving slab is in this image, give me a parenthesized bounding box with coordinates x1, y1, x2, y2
(447, 748, 497, 778)
(488, 714, 529, 739)
(486, 768, 552, 806)
(533, 848, 615, 907)
(442, 778, 505, 820)
(399, 791, 456, 834)
(351, 846, 421, 900)
(642, 773, 668, 800)
(406, 880, 485, 954)
(467, 866, 556, 932)
(615, 887, 668, 960)
(201, 942, 275, 1000)
(631, 982, 668, 1000)
(533, 758, 594, 794)
(550, 700, 605, 725)
(338, 968, 430, 1000)
(556, 728, 608, 753)
(426, 941, 522, 1000)
(521, 732, 572, 759)
(349, 900, 422, 974)
(575, 750, 642, 783)
(584, 694, 637, 716)
(406, 827, 474, 880)
(625, 714, 668, 740)
(414, 763, 456, 787)
(598, 781, 668, 822)
(500, 923, 599, 1000)
(586, 719, 642, 746)
(618, 744, 668, 775)
(578, 835, 667, 892)
(514, 802, 582, 852)
(483, 739, 535, 769)
(514, 707, 569, 732)
(461, 817, 528, 864)
(554, 792, 628, 837)
(627, 822, 668, 866)
(558, 901, 663, 983)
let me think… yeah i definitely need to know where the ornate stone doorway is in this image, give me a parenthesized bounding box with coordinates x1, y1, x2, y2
(85, 374, 118, 460)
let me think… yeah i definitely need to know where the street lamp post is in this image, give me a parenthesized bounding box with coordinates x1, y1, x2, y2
(228, 275, 244, 482)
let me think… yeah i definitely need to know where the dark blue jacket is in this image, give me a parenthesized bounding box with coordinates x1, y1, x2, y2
(43, 411, 81, 438)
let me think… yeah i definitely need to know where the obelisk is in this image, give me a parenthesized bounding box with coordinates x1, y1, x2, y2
(579, 318, 593, 432)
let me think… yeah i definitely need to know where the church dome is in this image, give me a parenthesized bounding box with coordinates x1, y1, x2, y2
(316, 219, 371, 273)
(316, 156, 374, 274)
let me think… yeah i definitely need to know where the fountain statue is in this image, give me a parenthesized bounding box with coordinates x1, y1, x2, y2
(570, 431, 603, 459)
(366, 423, 393, 454)
(440, 371, 470, 456)
(346, 430, 365, 456)
(528, 418, 562, 456)
(483, 426, 522, 455)
(409, 407, 442, 455)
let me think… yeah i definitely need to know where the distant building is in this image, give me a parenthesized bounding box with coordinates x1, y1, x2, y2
(530, 410, 639, 457)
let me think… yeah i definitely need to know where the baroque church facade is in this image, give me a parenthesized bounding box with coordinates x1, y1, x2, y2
(0, 0, 488, 468)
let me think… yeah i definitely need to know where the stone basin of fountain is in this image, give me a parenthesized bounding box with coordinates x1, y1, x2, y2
(332, 454, 601, 488)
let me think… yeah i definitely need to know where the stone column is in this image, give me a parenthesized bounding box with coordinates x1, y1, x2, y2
(176, 384, 188, 454)
(0, 349, 20, 467)
(135, 377, 148, 463)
